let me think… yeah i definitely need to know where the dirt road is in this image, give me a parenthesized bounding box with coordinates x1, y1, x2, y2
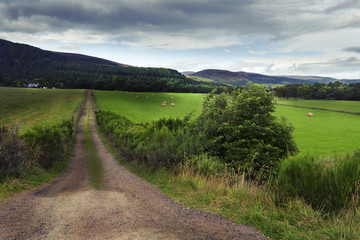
(0, 99, 267, 239)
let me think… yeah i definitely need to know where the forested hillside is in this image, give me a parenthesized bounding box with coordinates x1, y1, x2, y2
(0, 39, 225, 92)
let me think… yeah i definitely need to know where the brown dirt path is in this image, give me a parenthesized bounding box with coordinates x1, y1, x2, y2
(0, 98, 268, 239)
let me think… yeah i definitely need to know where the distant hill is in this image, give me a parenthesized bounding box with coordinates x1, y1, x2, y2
(187, 69, 360, 85)
(188, 69, 315, 85)
(0, 39, 225, 92)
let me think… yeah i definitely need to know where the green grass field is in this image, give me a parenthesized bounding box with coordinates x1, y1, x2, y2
(274, 105, 360, 156)
(277, 99, 360, 113)
(94, 91, 206, 123)
(95, 91, 360, 157)
(0, 87, 85, 132)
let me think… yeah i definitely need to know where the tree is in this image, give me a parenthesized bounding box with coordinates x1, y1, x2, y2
(196, 83, 297, 176)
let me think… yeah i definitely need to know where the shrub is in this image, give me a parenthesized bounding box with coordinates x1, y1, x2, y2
(95, 111, 203, 169)
(0, 125, 28, 180)
(195, 83, 297, 177)
(21, 120, 74, 169)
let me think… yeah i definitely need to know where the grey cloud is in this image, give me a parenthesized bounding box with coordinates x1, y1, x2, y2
(1, 0, 360, 45)
(344, 47, 360, 54)
(293, 57, 360, 75)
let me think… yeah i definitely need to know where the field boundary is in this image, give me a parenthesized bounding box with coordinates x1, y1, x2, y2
(276, 103, 360, 115)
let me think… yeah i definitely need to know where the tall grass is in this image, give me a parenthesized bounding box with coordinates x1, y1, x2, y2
(277, 152, 360, 212)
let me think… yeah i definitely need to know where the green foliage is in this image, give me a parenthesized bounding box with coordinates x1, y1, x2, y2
(274, 82, 360, 100)
(0, 125, 28, 180)
(96, 111, 203, 169)
(196, 83, 297, 176)
(186, 154, 225, 176)
(21, 119, 74, 169)
(277, 152, 360, 212)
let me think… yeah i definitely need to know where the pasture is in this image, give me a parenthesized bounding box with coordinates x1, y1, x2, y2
(275, 105, 360, 156)
(0, 87, 84, 132)
(277, 98, 360, 113)
(94, 91, 360, 157)
(94, 91, 206, 123)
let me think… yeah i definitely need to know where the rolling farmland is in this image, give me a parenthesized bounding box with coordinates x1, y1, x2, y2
(94, 91, 360, 157)
(94, 91, 206, 123)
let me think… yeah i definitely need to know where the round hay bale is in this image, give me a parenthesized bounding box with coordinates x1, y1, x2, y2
(170, 97, 174, 100)
(161, 103, 166, 107)
(306, 112, 313, 117)
(171, 103, 175, 107)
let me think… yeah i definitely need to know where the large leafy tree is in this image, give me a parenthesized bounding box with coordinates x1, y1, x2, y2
(196, 83, 297, 175)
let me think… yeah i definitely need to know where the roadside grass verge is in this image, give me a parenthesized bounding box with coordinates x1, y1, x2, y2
(97, 131, 360, 239)
(84, 98, 103, 188)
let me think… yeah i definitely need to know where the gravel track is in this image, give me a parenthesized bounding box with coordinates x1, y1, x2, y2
(0, 99, 267, 239)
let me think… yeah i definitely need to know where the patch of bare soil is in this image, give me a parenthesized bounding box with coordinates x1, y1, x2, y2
(0, 100, 267, 239)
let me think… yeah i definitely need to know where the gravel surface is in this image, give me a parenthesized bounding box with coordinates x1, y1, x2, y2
(0, 100, 268, 239)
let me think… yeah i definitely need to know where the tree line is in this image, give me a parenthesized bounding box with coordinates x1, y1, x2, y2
(273, 82, 360, 100)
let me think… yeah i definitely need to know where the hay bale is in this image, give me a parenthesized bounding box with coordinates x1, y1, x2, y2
(307, 112, 313, 117)
(171, 103, 175, 107)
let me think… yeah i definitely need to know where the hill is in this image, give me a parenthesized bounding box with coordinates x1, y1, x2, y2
(188, 69, 317, 86)
(188, 69, 360, 86)
(0, 39, 225, 92)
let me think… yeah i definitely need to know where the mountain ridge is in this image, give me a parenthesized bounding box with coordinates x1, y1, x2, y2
(185, 69, 360, 85)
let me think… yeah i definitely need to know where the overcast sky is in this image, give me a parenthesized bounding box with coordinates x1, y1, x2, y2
(1, 0, 360, 79)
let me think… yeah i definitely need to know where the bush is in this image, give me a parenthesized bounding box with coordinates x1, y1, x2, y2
(21, 120, 74, 169)
(95, 111, 203, 169)
(195, 83, 297, 177)
(0, 125, 28, 180)
(277, 152, 360, 212)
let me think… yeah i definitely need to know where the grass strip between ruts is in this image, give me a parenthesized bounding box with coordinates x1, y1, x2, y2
(84, 97, 103, 188)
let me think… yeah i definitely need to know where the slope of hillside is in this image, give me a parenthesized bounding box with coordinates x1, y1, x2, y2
(0, 39, 223, 92)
